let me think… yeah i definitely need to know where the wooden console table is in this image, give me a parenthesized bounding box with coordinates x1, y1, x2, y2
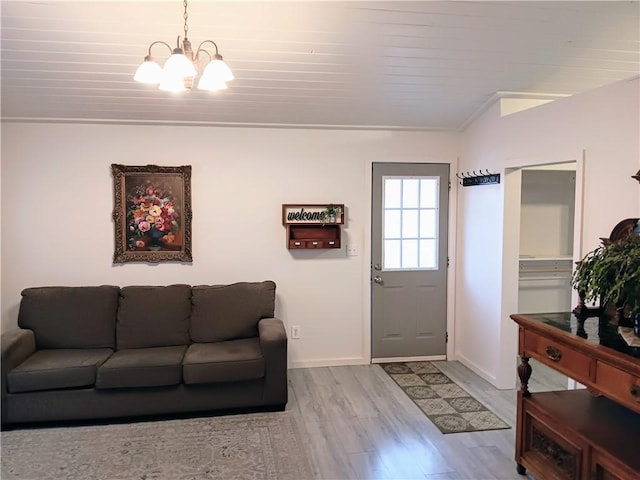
(511, 312, 640, 480)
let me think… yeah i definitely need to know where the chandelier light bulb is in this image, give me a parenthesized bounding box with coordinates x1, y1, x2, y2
(134, 57, 163, 84)
(200, 57, 234, 84)
(159, 74, 188, 93)
(197, 78, 228, 92)
(163, 49, 197, 79)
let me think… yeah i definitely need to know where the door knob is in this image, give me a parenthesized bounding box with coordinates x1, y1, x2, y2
(373, 276, 383, 284)
(373, 263, 382, 271)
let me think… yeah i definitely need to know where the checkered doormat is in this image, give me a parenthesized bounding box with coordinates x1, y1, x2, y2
(380, 361, 511, 434)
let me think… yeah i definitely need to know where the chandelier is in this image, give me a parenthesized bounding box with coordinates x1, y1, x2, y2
(133, 0, 233, 93)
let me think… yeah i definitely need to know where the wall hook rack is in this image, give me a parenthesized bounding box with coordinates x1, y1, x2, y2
(455, 169, 501, 187)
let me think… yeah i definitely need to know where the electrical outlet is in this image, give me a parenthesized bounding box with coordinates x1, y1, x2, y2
(347, 244, 358, 256)
(291, 325, 301, 339)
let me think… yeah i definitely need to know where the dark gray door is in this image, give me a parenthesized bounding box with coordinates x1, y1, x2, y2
(371, 163, 449, 359)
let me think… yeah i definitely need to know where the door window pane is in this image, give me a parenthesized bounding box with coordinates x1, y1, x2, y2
(402, 240, 419, 268)
(382, 176, 440, 270)
(419, 239, 437, 268)
(420, 210, 437, 238)
(402, 210, 418, 238)
(384, 179, 402, 208)
(420, 179, 438, 208)
(384, 240, 401, 269)
(384, 210, 401, 238)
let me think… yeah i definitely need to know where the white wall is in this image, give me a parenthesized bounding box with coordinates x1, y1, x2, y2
(458, 77, 640, 388)
(520, 169, 576, 257)
(0, 123, 460, 368)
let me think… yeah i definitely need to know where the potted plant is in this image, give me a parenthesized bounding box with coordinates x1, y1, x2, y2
(571, 233, 640, 332)
(322, 204, 342, 224)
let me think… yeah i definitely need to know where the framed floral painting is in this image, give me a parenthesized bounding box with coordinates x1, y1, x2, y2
(111, 164, 192, 263)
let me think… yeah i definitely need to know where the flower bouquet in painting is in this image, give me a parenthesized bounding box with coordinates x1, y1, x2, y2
(126, 181, 180, 251)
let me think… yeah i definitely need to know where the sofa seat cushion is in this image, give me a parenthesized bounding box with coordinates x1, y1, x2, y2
(7, 348, 113, 393)
(96, 345, 187, 389)
(183, 338, 265, 385)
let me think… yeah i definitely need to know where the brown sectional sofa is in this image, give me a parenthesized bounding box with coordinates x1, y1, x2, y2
(1, 281, 287, 426)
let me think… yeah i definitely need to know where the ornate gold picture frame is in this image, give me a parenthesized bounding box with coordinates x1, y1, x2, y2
(112, 164, 192, 264)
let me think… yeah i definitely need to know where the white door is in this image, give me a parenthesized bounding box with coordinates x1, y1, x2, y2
(371, 163, 449, 360)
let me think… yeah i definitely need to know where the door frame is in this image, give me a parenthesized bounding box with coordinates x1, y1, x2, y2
(362, 157, 459, 364)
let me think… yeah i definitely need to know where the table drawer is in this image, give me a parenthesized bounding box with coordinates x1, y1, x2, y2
(595, 361, 640, 413)
(523, 330, 593, 383)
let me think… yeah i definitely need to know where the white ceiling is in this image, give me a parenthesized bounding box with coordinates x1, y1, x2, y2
(1, 1, 638, 130)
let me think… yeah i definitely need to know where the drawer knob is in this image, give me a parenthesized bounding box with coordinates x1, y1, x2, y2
(545, 345, 562, 362)
(630, 385, 640, 399)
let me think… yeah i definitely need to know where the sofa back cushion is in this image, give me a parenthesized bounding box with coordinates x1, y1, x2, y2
(116, 285, 192, 349)
(18, 286, 120, 349)
(190, 281, 276, 343)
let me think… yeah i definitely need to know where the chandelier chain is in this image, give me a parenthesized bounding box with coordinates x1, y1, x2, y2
(183, 0, 189, 39)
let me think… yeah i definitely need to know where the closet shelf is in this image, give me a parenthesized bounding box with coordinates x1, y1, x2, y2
(518, 255, 573, 261)
(519, 275, 571, 281)
(519, 256, 573, 276)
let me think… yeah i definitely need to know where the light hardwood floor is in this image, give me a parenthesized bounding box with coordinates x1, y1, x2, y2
(286, 360, 565, 480)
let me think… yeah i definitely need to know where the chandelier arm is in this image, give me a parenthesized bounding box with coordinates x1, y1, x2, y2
(147, 41, 173, 57)
(195, 49, 212, 63)
(195, 40, 221, 61)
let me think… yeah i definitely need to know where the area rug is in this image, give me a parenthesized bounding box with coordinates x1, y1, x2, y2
(1, 412, 314, 480)
(381, 361, 510, 434)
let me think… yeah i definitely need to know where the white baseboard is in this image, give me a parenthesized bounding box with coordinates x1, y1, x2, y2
(289, 357, 368, 369)
(371, 355, 446, 364)
(455, 352, 499, 386)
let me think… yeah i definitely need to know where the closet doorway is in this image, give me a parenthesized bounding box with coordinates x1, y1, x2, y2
(517, 162, 577, 391)
(518, 163, 576, 315)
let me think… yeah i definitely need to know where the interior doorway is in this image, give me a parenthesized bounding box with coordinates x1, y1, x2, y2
(517, 164, 577, 315)
(516, 162, 578, 391)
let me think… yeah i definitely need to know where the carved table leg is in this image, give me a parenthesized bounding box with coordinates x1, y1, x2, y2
(516, 355, 531, 475)
(517, 355, 532, 397)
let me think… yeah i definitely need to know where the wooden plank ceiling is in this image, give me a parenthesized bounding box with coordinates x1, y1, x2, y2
(1, 1, 638, 130)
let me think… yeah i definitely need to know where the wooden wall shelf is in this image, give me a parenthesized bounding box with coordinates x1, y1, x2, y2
(282, 204, 344, 249)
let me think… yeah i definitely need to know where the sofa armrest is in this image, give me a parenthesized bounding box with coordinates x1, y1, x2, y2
(258, 317, 288, 406)
(2, 329, 35, 392)
(1, 328, 35, 422)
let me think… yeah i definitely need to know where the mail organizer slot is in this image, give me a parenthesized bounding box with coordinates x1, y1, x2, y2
(286, 225, 341, 249)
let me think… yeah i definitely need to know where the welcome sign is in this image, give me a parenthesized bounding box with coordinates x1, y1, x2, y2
(282, 204, 344, 224)
(282, 205, 326, 224)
